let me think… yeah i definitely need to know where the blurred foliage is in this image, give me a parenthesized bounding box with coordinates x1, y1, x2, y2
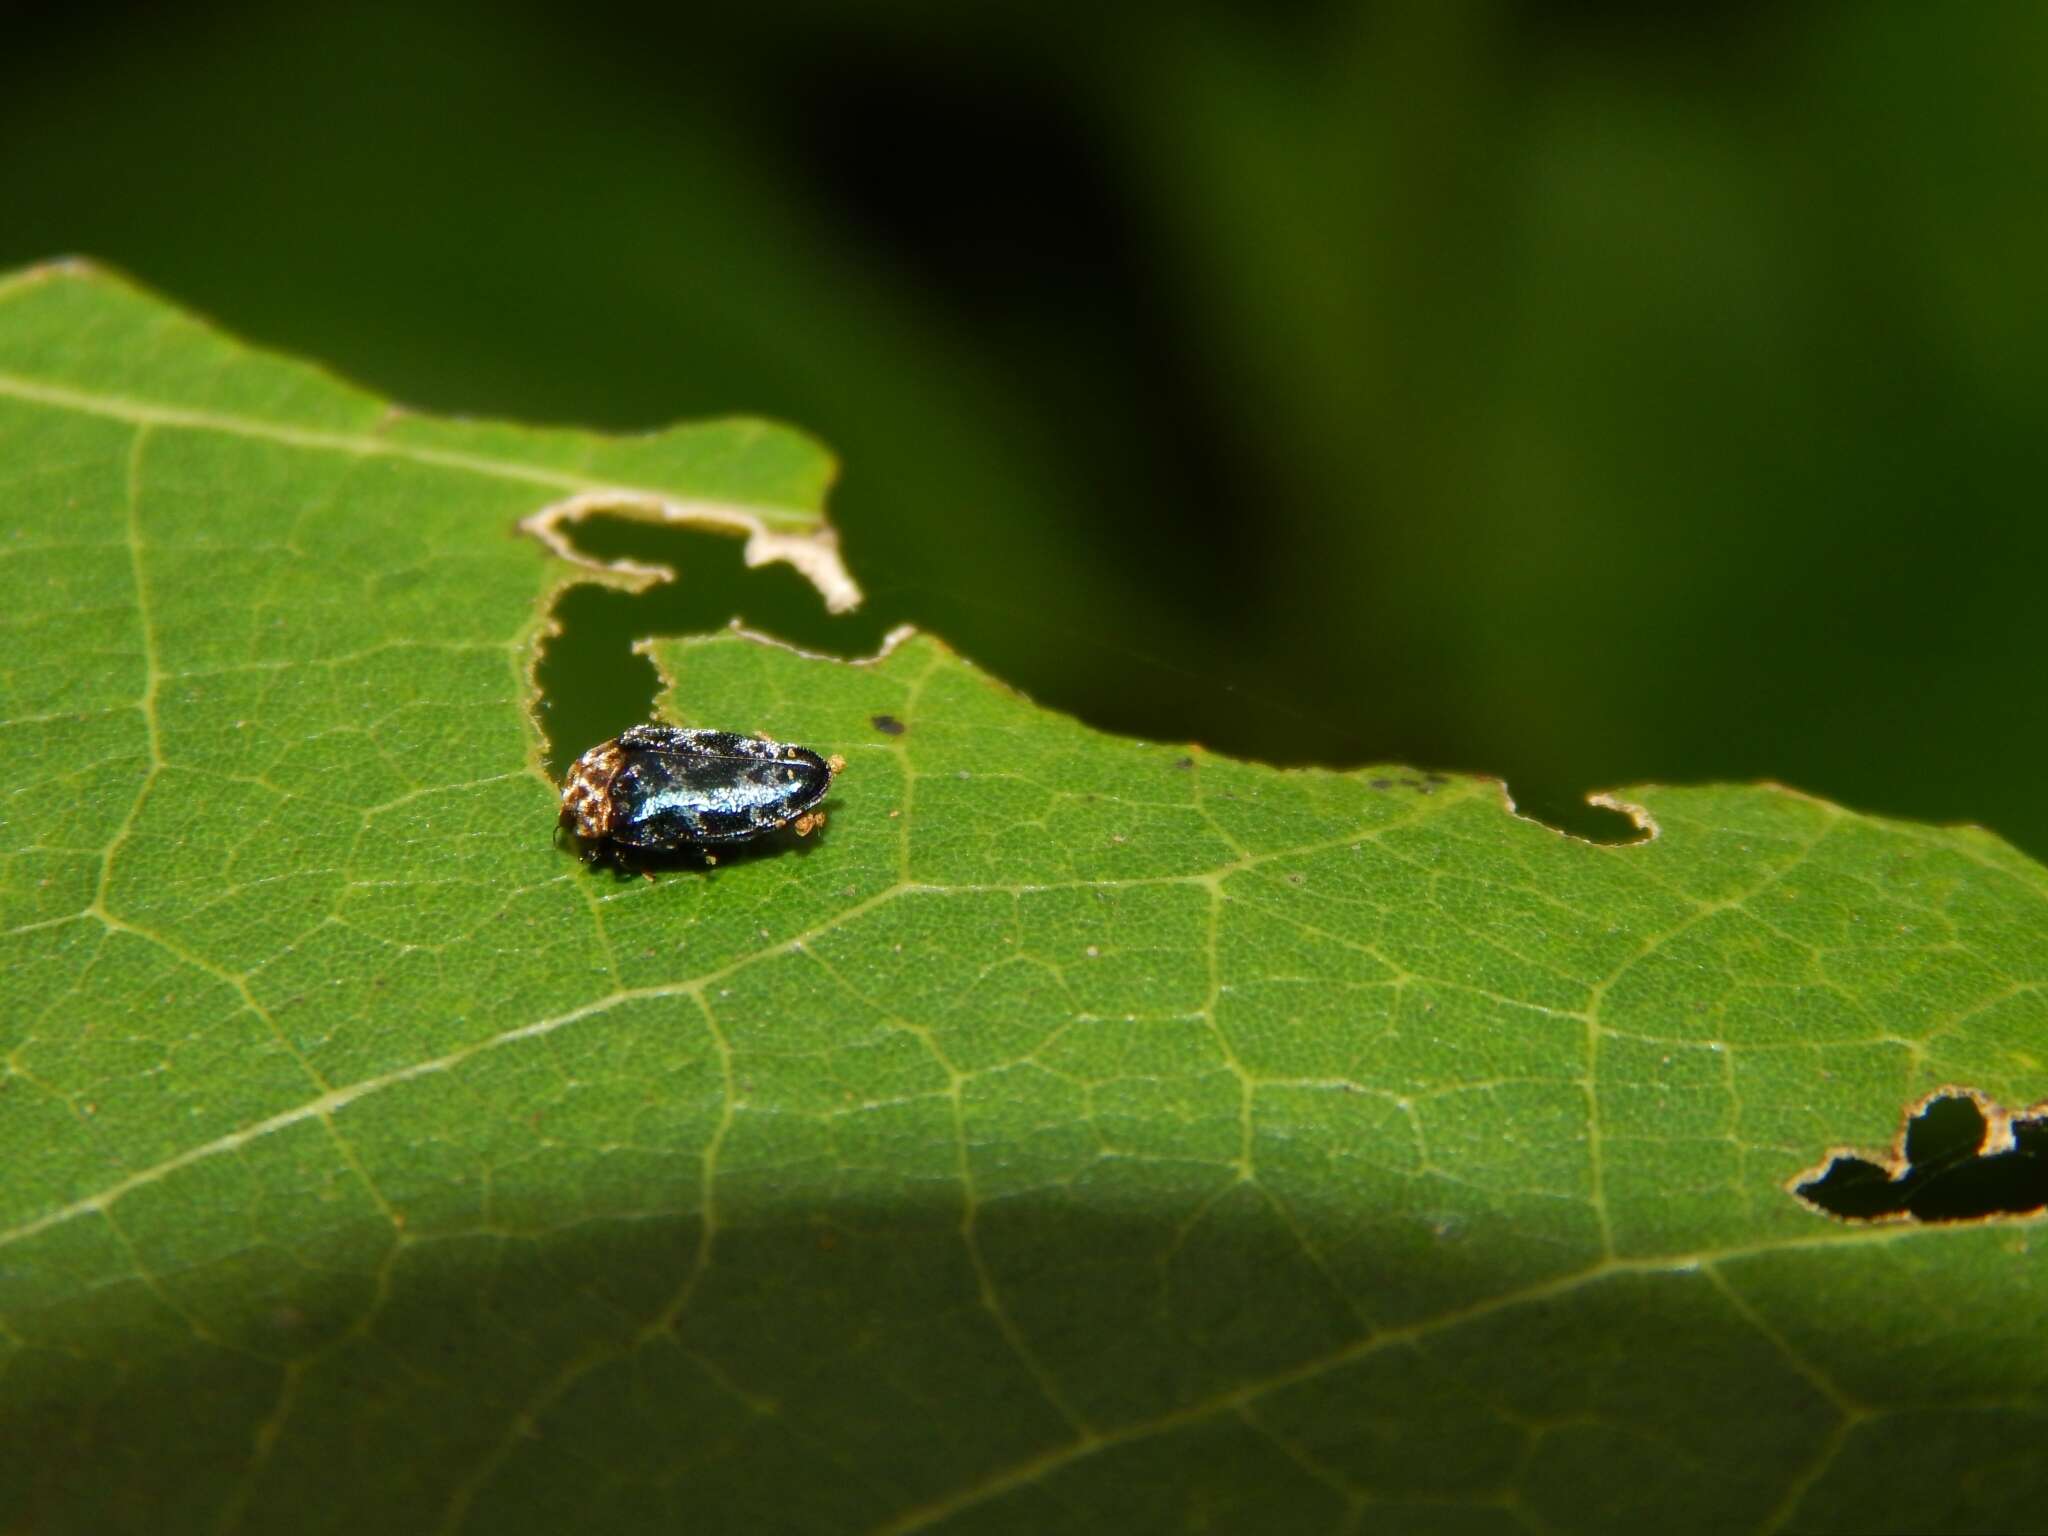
(5, 0, 2044, 851)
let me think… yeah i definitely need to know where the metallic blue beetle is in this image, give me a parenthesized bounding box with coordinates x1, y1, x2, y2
(560, 725, 843, 864)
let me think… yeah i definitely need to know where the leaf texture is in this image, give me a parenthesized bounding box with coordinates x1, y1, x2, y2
(3, 264, 2046, 1536)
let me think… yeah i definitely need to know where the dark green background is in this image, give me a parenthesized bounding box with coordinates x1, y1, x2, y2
(7, 0, 2043, 851)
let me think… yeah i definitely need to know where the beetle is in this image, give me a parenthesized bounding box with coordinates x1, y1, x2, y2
(559, 724, 844, 866)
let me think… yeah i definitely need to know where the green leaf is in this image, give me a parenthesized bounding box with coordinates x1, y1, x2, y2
(4, 263, 2046, 1535)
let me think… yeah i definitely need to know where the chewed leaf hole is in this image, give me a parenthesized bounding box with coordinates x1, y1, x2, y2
(531, 514, 894, 778)
(1501, 782, 1654, 846)
(1792, 1090, 2048, 1223)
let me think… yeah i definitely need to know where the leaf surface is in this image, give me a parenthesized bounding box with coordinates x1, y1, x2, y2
(3, 264, 2046, 1536)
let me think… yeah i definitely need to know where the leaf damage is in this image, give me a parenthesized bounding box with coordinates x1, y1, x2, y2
(519, 487, 863, 614)
(1792, 1087, 2048, 1223)
(9, 261, 2048, 1536)
(1497, 783, 1660, 846)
